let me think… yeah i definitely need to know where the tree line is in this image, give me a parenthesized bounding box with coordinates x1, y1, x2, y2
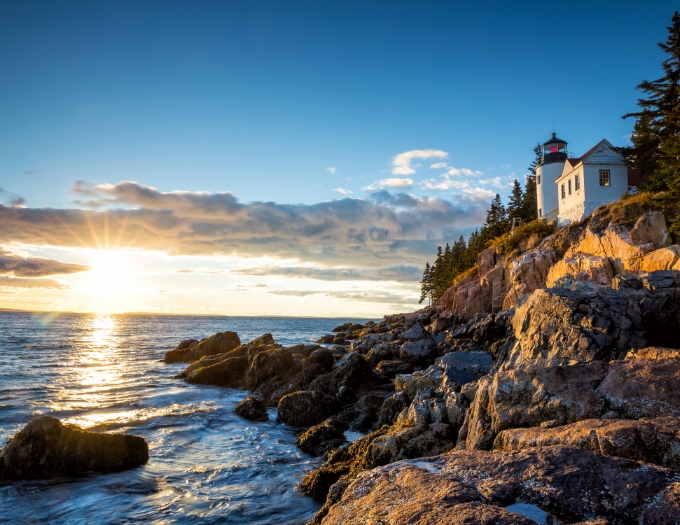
(419, 164, 539, 305)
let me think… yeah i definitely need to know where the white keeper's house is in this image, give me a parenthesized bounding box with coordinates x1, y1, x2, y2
(535, 133, 646, 225)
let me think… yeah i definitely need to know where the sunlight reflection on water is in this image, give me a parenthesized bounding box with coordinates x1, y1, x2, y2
(0, 312, 371, 524)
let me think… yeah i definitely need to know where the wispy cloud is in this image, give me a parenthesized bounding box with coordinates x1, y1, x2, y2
(392, 150, 448, 175)
(333, 188, 352, 195)
(232, 264, 421, 282)
(0, 276, 67, 289)
(327, 167, 336, 174)
(267, 289, 418, 306)
(0, 249, 89, 277)
(0, 181, 486, 268)
(176, 267, 225, 274)
(363, 178, 414, 191)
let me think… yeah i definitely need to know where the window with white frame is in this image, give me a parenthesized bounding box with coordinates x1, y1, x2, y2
(575, 174, 580, 191)
(537, 175, 541, 184)
(599, 170, 610, 187)
(568, 179, 572, 195)
(561, 184, 565, 199)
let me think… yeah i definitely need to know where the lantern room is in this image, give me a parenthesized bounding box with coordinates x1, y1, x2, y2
(541, 133, 568, 164)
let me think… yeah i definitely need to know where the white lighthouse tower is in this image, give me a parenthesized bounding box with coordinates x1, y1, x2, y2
(536, 133, 568, 221)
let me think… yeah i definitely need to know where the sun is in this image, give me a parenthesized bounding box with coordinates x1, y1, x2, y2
(85, 250, 133, 296)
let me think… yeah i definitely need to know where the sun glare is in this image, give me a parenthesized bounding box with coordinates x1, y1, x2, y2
(85, 250, 133, 297)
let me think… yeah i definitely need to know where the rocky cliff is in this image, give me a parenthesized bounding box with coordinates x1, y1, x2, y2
(147, 201, 680, 524)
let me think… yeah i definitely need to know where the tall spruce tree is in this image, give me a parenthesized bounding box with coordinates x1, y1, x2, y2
(419, 262, 434, 305)
(522, 143, 541, 220)
(623, 11, 680, 193)
(482, 193, 509, 240)
(507, 179, 524, 222)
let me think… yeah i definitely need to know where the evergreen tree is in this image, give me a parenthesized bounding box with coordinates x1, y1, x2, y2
(482, 193, 509, 240)
(522, 143, 541, 220)
(419, 262, 433, 305)
(527, 142, 542, 177)
(623, 11, 680, 192)
(507, 179, 524, 221)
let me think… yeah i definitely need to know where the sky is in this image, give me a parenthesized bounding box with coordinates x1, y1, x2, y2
(0, 0, 677, 317)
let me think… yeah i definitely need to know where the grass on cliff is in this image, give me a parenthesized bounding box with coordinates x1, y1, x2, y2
(588, 190, 680, 243)
(489, 220, 556, 258)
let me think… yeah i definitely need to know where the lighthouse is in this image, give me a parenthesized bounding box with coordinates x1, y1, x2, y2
(536, 133, 568, 221)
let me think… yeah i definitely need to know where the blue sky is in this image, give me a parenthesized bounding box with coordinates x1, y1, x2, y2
(0, 1, 677, 315)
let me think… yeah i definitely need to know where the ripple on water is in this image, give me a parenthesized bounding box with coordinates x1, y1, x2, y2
(0, 312, 373, 524)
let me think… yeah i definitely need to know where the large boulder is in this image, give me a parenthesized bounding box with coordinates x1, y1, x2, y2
(184, 355, 249, 386)
(0, 416, 148, 480)
(546, 252, 614, 287)
(163, 338, 199, 363)
(234, 396, 268, 422)
(320, 446, 679, 525)
(493, 416, 680, 469)
(166, 331, 241, 363)
(630, 211, 671, 247)
(505, 283, 680, 370)
(597, 356, 680, 418)
(465, 361, 608, 450)
(277, 390, 340, 428)
(297, 420, 346, 456)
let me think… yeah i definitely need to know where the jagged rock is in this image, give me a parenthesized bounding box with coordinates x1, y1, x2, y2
(277, 390, 340, 428)
(164, 331, 241, 363)
(402, 323, 424, 340)
(308, 353, 375, 397)
(0, 416, 148, 480)
(505, 286, 672, 369)
(184, 355, 249, 386)
(597, 357, 680, 418)
(641, 245, 680, 272)
(243, 347, 295, 390)
(163, 338, 199, 363)
(630, 211, 671, 247)
(493, 416, 680, 470)
(640, 269, 680, 290)
(320, 465, 536, 525)
(234, 396, 268, 422)
(571, 224, 656, 273)
(502, 249, 557, 309)
(375, 359, 413, 378)
(627, 346, 680, 360)
(319, 446, 679, 525)
(465, 361, 608, 450)
(546, 252, 614, 287)
(399, 339, 434, 362)
(297, 420, 347, 456)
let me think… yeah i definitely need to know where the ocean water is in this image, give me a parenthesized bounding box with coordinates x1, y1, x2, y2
(0, 312, 373, 524)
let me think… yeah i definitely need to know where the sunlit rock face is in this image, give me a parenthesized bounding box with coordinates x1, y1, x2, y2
(319, 447, 680, 525)
(0, 415, 148, 481)
(493, 416, 680, 470)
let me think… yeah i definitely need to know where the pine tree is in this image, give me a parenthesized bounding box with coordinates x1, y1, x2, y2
(507, 179, 524, 222)
(527, 142, 542, 177)
(482, 193, 509, 240)
(419, 262, 433, 305)
(623, 11, 680, 192)
(522, 143, 541, 220)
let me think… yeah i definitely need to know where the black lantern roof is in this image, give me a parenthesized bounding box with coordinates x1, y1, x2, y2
(543, 132, 568, 146)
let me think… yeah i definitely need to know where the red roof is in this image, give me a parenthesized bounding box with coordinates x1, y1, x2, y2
(628, 168, 648, 187)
